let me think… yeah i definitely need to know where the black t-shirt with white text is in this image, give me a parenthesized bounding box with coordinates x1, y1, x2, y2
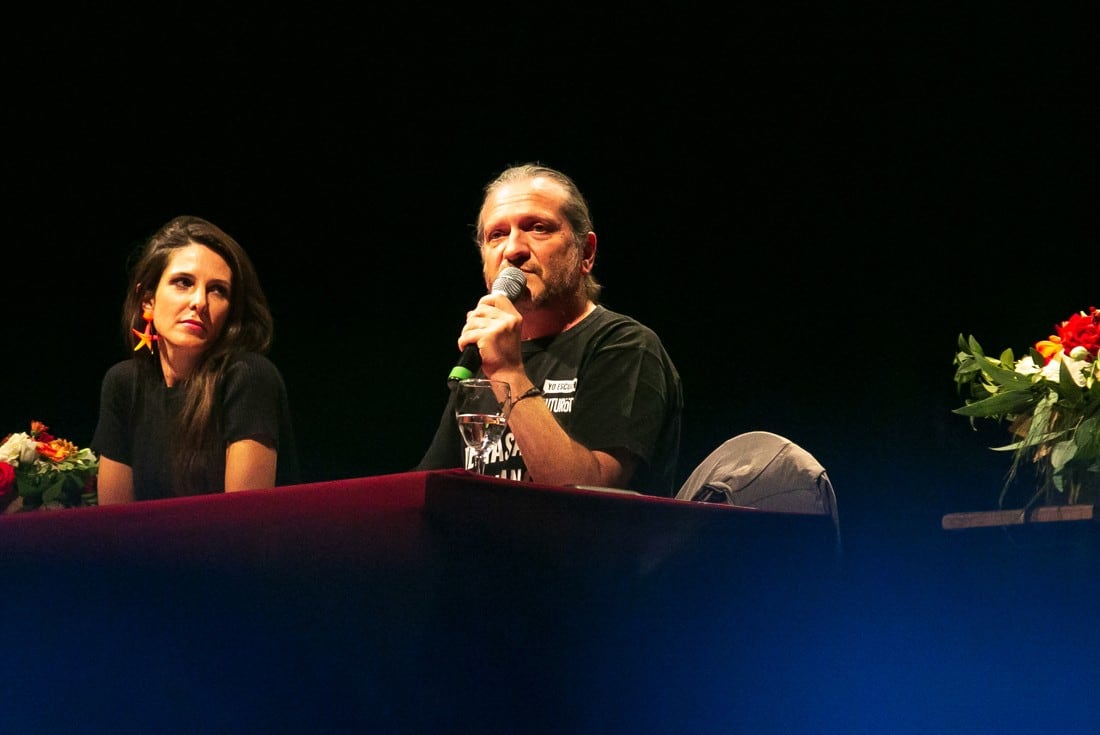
(417, 306, 682, 497)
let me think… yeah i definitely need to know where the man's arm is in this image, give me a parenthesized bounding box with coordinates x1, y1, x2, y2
(499, 373, 637, 488)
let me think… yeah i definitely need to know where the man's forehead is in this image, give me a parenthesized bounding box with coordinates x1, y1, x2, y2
(484, 177, 566, 214)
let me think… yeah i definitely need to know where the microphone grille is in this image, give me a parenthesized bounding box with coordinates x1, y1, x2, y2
(491, 267, 527, 301)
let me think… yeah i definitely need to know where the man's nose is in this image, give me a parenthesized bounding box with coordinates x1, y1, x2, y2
(502, 232, 530, 261)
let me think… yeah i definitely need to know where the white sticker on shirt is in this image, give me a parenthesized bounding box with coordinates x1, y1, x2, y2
(541, 378, 577, 414)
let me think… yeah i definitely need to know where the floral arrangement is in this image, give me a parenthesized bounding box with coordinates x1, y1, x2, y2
(0, 420, 99, 511)
(953, 306, 1100, 506)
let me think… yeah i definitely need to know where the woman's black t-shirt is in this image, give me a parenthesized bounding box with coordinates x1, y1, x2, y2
(92, 352, 300, 500)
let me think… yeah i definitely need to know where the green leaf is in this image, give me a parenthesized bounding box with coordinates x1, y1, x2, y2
(41, 476, 67, 504)
(973, 353, 1031, 388)
(952, 389, 1040, 418)
(1076, 415, 1100, 462)
(14, 475, 44, 501)
(953, 359, 984, 384)
(1051, 438, 1076, 472)
(964, 334, 985, 357)
(1057, 359, 1084, 396)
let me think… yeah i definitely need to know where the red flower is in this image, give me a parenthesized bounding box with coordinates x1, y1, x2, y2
(0, 460, 14, 498)
(29, 420, 54, 443)
(1035, 306, 1100, 364)
(1058, 306, 1100, 357)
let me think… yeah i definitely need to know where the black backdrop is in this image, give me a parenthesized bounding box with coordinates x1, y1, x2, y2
(4, 6, 1095, 548)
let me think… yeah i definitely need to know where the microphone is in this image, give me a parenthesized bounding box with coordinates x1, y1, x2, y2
(447, 266, 527, 386)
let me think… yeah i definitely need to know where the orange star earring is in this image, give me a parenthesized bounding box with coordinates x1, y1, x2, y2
(132, 308, 158, 352)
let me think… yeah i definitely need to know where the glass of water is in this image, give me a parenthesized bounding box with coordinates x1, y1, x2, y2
(454, 379, 511, 475)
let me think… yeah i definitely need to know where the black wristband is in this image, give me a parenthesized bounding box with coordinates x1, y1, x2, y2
(511, 386, 543, 408)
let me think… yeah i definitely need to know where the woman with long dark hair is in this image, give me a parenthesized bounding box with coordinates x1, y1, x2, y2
(92, 215, 299, 502)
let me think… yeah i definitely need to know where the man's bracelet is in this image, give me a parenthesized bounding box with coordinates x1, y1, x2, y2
(511, 386, 543, 408)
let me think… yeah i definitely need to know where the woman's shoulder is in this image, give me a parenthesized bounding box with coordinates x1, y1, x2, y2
(228, 351, 279, 370)
(98, 359, 165, 403)
(101, 358, 140, 385)
(225, 352, 287, 385)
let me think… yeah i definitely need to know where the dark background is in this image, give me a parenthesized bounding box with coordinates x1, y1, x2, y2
(4, 5, 1095, 549)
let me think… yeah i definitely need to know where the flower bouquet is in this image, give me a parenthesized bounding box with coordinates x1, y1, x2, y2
(953, 306, 1100, 507)
(0, 420, 99, 511)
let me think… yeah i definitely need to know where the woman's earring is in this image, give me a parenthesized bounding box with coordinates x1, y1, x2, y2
(132, 309, 158, 352)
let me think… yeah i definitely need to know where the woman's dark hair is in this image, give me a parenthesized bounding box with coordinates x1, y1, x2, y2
(122, 215, 273, 494)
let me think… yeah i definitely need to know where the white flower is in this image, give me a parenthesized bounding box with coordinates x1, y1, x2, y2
(1014, 355, 1041, 376)
(1036, 352, 1093, 388)
(1041, 357, 1064, 383)
(1060, 353, 1092, 388)
(1016, 347, 1096, 388)
(0, 432, 37, 466)
(0, 433, 20, 462)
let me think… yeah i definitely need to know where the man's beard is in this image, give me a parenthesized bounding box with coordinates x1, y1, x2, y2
(529, 252, 584, 309)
